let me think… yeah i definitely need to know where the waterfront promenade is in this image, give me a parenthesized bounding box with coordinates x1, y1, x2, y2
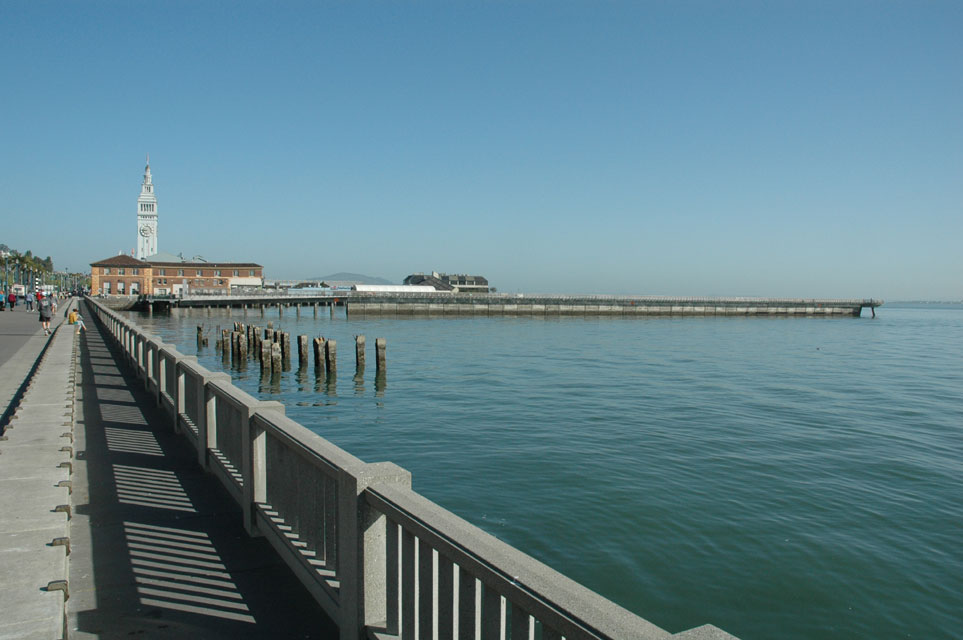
(3, 298, 737, 639)
(0, 301, 337, 638)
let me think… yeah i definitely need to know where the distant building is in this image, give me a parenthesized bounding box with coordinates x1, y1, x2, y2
(404, 271, 490, 293)
(90, 253, 264, 296)
(145, 257, 263, 296)
(90, 255, 152, 296)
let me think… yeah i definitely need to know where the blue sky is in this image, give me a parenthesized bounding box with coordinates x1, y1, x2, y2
(2, 1, 960, 299)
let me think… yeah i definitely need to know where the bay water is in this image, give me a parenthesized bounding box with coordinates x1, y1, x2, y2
(127, 304, 962, 639)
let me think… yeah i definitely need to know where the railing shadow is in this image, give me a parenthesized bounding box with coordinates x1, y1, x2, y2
(72, 306, 339, 638)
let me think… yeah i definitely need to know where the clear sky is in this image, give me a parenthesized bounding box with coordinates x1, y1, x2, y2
(2, 1, 960, 299)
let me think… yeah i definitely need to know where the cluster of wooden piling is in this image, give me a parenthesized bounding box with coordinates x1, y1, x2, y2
(207, 322, 386, 378)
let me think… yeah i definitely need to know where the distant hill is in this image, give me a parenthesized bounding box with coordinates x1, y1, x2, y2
(312, 272, 395, 285)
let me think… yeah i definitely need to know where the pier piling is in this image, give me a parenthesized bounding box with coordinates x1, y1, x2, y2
(271, 342, 282, 373)
(281, 332, 291, 361)
(376, 338, 386, 372)
(355, 335, 365, 369)
(297, 335, 309, 367)
(325, 339, 337, 375)
(313, 338, 324, 370)
(260, 340, 271, 370)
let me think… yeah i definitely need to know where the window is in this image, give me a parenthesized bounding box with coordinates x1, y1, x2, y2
(132, 268, 139, 275)
(118, 268, 125, 275)
(215, 270, 221, 276)
(103, 282, 111, 294)
(249, 270, 255, 276)
(118, 281, 125, 293)
(159, 269, 166, 276)
(178, 269, 184, 276)
(233, 270, 239, 277)
(104, 267, 111, 275)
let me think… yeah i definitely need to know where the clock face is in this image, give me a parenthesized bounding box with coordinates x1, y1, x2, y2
(139, 225, 153, 237)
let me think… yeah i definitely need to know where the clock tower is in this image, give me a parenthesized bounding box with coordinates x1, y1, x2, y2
(136, 155, 158, 259)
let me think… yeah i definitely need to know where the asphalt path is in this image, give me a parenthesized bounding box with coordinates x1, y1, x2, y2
(0, 301, 62, 432)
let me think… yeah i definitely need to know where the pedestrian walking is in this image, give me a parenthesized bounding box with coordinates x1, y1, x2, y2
(38, 293, 53, 335)
(25, 294, 33, 311)
(7, 291, 16, 310)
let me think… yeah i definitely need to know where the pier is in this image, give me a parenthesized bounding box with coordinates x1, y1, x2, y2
(2, 297, 739, 638)
(138, 291, 882, 318)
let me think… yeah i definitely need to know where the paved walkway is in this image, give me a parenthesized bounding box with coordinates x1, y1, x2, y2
(1, 300, 338, 638)
(67, 300, 338, 638)
(0, 300, 75, 639)
(0, 301, 61, 432)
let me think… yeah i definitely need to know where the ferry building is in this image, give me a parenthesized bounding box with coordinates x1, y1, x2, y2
(90, 158, 263, 296)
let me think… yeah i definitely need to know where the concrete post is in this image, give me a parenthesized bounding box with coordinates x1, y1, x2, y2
(198, 372, 231, 470)
(297, 335, 309, 367)
(337, 463, 411, 640)
(271, 342, 282, 373)
(241, 400, 284, 536)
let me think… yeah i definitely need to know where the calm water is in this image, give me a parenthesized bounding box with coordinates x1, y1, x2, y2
(127, 304, 962, 639)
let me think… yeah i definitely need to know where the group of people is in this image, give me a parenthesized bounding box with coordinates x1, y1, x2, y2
(1, 290, 84, 336)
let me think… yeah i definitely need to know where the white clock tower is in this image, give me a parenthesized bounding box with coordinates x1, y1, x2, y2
(136, 155, 158, 259)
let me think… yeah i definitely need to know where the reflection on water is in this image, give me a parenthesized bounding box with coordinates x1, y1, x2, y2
(353, 369, 364, 396)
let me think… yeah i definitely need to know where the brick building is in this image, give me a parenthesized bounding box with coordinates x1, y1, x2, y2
(90, 255, 151, 296)
(90, 255, 263, 296)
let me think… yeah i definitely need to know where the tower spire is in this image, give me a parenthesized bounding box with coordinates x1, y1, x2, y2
(136, 157, 158, 260)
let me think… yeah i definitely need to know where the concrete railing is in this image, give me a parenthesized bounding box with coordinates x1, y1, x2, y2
(86, 297, 737, 640)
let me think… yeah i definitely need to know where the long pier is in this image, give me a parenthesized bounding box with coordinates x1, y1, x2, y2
(140, 292, 882, 318)
(346, 294, 882, 317)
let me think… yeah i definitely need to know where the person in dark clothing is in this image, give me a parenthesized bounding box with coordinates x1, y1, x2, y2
(38, 294, 53, 335)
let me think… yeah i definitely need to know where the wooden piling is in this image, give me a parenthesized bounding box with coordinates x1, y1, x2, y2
(281, 332, 291, 361)
(313, 303, 318, 317)
(325, 339, 337, 375)
(238, 333, 248, 359)
(260, 340, 272, 370)
(196, 325, 204, 348)
(271, 342, 282, 372)
(313, 338, 325, 369)
(355, 335, 366, 369)
(298, 335, 309, 367)
(376, 337, 386, 371)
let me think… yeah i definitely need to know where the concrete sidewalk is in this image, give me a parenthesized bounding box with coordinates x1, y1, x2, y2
(0, 304, 77, 639)
(66, 301, 338, 638)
